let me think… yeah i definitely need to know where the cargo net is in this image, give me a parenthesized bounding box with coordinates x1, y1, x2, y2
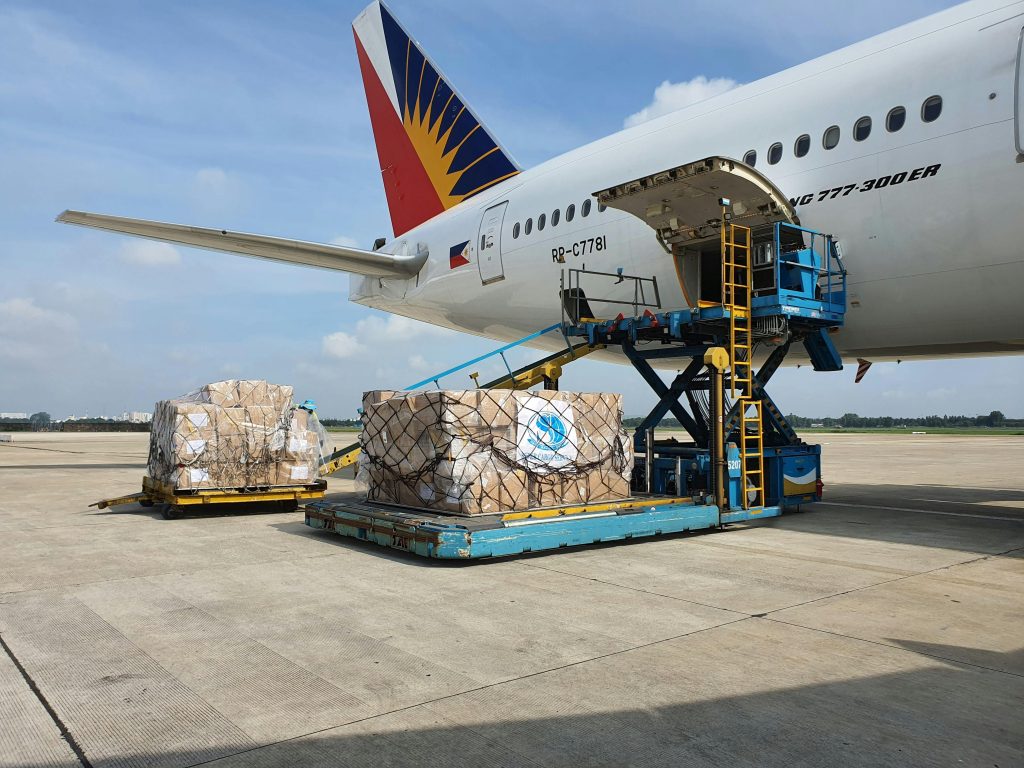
(357, 389, 633, 516)
(147, 379, 329, 492)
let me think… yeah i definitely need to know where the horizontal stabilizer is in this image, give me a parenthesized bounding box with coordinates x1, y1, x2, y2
(56, 210, 426, 279)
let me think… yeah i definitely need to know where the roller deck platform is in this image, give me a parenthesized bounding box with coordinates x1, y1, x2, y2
(304, 496, 780, 559)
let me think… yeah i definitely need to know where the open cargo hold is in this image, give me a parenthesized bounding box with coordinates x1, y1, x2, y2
(148, 379, 327, 491)
(357, 389, 633, 516)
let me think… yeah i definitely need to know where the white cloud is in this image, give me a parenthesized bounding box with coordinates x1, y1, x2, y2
(0, 297, 76, 333)
(319, 313, 460, 370)
(322, 330, 365, 359)
(624, 75, 739, 128)
(119, 240, 181, 266)
(329, 235, 360, 248)
(0, 297, 78, 363)
(355, 313, 455, 343)
(190, 166, 247, 215)
(195, 166, 228, 191)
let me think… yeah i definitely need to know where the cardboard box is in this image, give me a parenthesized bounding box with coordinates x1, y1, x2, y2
(202, 380, 294, 411)
(147, 381, 321, 491)
(358, 389, 632, 515)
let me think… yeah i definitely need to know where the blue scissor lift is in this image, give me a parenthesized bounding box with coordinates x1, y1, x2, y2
(565, 220, 846, 520)
(305, 217, 847, 559)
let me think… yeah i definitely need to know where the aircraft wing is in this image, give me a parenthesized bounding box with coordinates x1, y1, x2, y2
(56, 210, 425, 279)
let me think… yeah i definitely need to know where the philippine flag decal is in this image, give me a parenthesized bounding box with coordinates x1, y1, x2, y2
(449, 240, 471, 269)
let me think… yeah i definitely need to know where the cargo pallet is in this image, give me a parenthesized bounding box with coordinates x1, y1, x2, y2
(305, 496, 778, 559)
(93, 476, 327, 520)
(307, 165, 848, 560)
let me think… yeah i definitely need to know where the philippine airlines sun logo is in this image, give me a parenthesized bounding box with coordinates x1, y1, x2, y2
(527, 411, 570, 452)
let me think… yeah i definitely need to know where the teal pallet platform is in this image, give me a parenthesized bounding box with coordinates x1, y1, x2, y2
(304, 497, 781, 560)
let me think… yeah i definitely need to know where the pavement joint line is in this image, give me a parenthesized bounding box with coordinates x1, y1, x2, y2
(914, 483, 1024, 493)
(682, 538, 914, 577)
(0, 550, 343, 598)
(180, 616, 755, 768)
(4, 593, 262, 760)
(0, 443, 142, 458)
(755, 543, 1024, 618)
(513, 559, 746, 616)
(515, 540, 1024, 631)
(761, 616, 1024, 679)
(133, 577, 380, 720)
(0, 631, 92, 768)
(913, 497, 1024, 508)
(817, 501, 1023, 521)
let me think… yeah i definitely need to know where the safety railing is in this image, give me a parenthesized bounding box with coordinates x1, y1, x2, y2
(770, 222, 847, 315)
(404, 323, 573, 391)
(322, 323, 589, 475)
(560, 267, 661, 325)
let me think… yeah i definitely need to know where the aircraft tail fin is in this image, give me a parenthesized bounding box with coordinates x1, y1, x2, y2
(352, 1, 520, 236)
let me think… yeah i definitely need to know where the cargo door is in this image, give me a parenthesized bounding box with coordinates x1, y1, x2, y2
(477, 201, 507, 285)
(1016, 26, 1024, 154)
(595, 156, 797, 304)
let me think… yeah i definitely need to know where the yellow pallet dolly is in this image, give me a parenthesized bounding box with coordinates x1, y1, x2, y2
(92, 475, 327, 520)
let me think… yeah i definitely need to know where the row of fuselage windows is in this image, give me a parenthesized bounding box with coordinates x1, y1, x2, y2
(743, 95, 944, 167)
(511, 198, 608, 239)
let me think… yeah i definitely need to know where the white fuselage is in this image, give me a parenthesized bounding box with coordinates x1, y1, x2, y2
(352, 0, 1024, 363)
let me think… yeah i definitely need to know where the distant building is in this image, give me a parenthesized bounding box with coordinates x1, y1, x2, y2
(119, 411, 153, 423)
(0, 412, 28, 419)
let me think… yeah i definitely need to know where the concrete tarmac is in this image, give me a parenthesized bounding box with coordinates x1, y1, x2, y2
(0, 432, 1021, 767)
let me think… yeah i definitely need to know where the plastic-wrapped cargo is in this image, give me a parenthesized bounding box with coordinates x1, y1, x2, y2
(147, 380, 327, 490)
(357, 389, 633, 515)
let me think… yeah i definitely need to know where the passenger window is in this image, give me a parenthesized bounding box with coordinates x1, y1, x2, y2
(767, 142, 783, 165)
(743, 149, 757, 166)
(921, 95, 942, 122)
(823, 125, 840, 150)
(512, 222, 520, 239)
(886, 106, 906, 132)
(525, 218, 532, 235)
(853, 116, 871, 141)
(794, 134, 810, 158)
(582, 199, 592, 217)
(551, 208, 560, 227)
(598, 202, 607, 212)
(566, 204, 575, 222)
(538, 213, 546, 231)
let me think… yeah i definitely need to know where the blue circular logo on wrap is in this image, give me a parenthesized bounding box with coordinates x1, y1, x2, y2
(527, 411, 569, 451)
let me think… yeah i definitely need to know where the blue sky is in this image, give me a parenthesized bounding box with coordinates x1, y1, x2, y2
(2, 0, 1021, 420)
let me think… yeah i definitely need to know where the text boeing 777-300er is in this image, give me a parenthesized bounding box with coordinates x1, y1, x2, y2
(58, 0, 1024, 372)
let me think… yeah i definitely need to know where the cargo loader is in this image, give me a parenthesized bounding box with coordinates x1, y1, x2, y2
(308, 173, 847, 558)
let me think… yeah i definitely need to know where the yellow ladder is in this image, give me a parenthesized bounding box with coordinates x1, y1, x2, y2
(720, 220, 764, 509)
(739, 399, 765, 510)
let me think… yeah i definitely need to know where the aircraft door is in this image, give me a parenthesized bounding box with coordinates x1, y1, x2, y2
(1017, 26, 1024, 154)
(477, 201, 507, 285)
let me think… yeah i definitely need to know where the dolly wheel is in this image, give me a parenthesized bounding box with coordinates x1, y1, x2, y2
(159, 504, 178, 520)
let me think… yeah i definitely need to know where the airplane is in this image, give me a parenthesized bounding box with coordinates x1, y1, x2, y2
(58, 0, 1024, 374)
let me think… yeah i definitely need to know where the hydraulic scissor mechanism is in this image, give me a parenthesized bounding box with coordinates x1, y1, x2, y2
(562, 169, 847, 515)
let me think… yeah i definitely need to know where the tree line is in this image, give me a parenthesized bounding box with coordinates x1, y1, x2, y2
(4, 411, 1018, 432)
(784, 411, 1015, 428)
(622, 411, 1017, 429)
